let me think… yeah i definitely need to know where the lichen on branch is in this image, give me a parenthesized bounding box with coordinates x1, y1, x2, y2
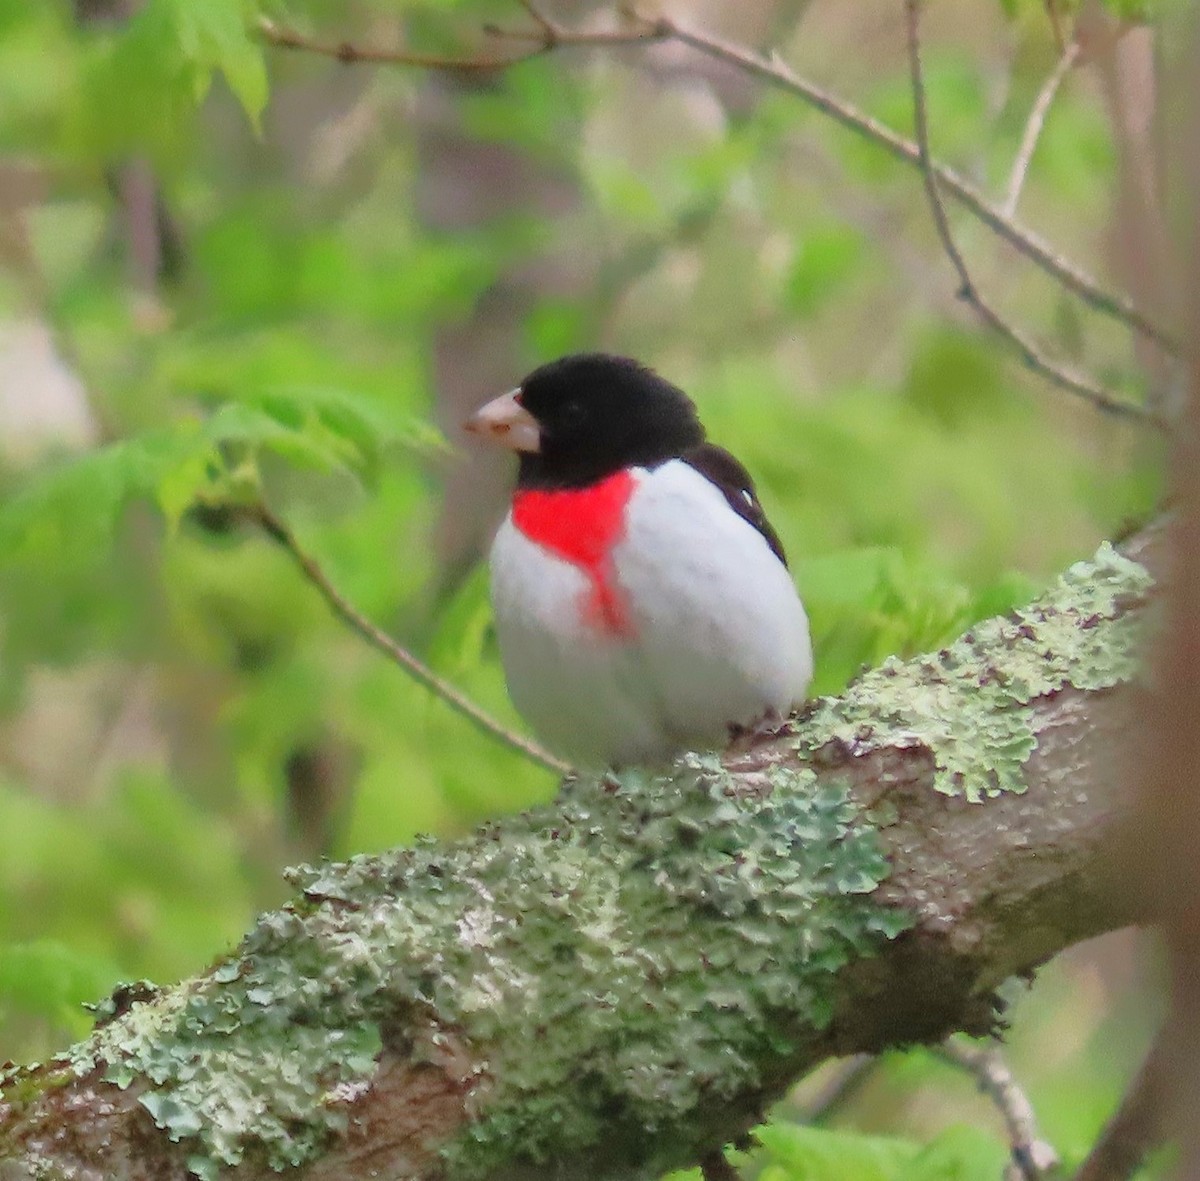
(55, 763, 907, 1179)
(0, 535, 1157, 1181)
(800, 542, 1152, 799)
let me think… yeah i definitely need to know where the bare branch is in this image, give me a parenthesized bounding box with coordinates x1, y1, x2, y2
(246, 501, 571, 777)
(258, 11, 661, 70)
(1003, 41, 1082, 219)
(257, 14, 551, 72)
(257, 6, 1177, 355)
(936, 1039, 1058, 1181)
(648, 16, 1176, 356)
(903, 0, 1161, 428)
(515, 0, 563, 42)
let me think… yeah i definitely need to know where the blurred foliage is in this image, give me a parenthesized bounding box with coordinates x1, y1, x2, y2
(665, 1120, 1013, 1181)
(0, 0, 1166, 1176)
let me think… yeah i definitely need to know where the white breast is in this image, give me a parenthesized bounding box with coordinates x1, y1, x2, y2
(489, 461, 812, 768)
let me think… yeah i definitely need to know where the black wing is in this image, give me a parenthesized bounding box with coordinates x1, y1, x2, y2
(680, 443, 788, 568)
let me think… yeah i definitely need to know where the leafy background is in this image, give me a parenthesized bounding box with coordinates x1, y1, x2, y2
(0, 0, 1167, 1177)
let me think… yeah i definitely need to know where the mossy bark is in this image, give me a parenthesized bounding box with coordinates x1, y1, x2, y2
(0, 530, 1160, 1181)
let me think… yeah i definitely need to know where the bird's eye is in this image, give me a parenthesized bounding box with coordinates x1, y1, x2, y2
(559, 401, 584, 427)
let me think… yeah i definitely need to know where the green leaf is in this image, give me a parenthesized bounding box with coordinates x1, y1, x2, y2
(0, 401, 444, 690)
(204, 402, 363, 476)
(749, 1109, 1005, 1181)
(754, 1123, 920, 1181)
(77, 0, 266, 155)
(155, 443, 224, 533)
(166, 0, 268, 125)
(0, 431, 207, 561)
(0, 387, 420, 562)
(204, 388, 445, 484)
(895, 1124, 1008, 1181)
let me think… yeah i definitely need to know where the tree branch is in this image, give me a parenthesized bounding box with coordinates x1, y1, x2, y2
(246, 501, 570, 777)
(903, 0, 1160, 428)
(655, 16, 1175, 356)
(1003, 40, 1081, 219)
(257, 15, 553, 71)
(256, 6, 1178, 357)
(0, 527, 1162, 1179)
(256, 11, 661, 71)
(935, 1039, 1058, 1181)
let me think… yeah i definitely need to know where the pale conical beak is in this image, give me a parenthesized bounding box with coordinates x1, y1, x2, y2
(463, 390, 542, 453)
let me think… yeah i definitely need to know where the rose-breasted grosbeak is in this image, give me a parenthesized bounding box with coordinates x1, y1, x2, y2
(465, 353, 812, 768)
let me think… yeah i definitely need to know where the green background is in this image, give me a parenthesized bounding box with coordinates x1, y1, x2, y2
(0, 0, 1167, 1176)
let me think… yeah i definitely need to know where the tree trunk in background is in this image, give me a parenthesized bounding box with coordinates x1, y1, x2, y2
(1135, 9, 1200, 1175)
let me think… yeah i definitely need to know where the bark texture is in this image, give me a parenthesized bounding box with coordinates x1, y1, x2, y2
(0, 528, 1161, 1181)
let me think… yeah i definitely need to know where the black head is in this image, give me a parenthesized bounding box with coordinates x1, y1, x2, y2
(467, 353, 706, 490)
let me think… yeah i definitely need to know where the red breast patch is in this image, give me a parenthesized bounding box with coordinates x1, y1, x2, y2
(512, 469, 637, 638)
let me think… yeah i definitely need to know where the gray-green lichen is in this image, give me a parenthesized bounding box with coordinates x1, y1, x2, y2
(65, 760, 907, 1179)
(25, 538, 1152, 1179)
(797, 542, 1152, 800)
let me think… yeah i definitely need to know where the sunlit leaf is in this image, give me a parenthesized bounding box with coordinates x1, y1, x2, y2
(166, 0, 268, 125)
(75, 0, 266, 156)
(895, 1125, 1009, 1181)
(754, 1122, 919, 1181)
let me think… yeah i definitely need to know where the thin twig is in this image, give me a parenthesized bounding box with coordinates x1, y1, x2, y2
(1003, 40, 1082, 218)
(652, 17, 1176, 356)
(516, 0, 562, 40)
(258, 14, 553, 71)
(936, 1039, 1058, 1181)
(258, 11, 659, 70)
(1073, 1033, 1168, 1181)
(903, 0, 1161, 428)
(247, 501, 572, 777)
(257, 6, 1177, 355)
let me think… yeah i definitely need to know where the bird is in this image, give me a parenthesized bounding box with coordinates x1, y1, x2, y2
(464, 352, 812, 769)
